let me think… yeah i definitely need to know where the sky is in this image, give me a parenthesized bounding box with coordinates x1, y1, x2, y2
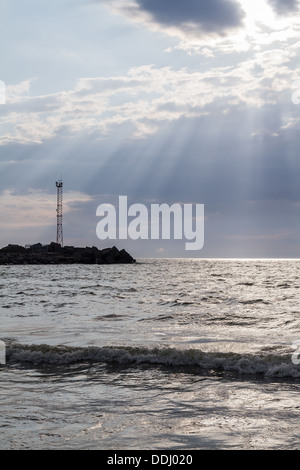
(1, 0, 300, 258)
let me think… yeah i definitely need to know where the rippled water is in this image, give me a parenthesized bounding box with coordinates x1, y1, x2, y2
(1, 259, 300, 449)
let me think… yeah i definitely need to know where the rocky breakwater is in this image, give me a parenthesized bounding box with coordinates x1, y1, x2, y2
(0, 242, 136, 265)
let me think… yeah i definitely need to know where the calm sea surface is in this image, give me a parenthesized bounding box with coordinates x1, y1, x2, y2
(0, 258, 299, 449)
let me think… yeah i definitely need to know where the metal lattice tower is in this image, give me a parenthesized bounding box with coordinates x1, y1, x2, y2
(56, 180, 63, 247)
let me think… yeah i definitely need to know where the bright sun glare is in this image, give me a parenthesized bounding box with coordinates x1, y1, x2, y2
(225, 0, 299, 52)
(240, 0, 275, 29)
(240, 0, 297, 34)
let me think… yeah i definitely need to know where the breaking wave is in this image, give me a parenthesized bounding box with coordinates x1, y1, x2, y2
(5, 342, 300, 379)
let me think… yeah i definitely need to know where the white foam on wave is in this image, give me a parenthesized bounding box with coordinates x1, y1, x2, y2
(6, 343, 300, 378)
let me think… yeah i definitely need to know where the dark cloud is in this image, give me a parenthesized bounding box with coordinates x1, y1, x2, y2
(135, 0, 245, 34)
(267, 0, 299, 14)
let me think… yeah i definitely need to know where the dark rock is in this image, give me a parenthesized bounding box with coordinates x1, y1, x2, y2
(0, 244, 27, 253)
(118, 248, 136, 263)
(48, 242, 62, 253)
(28, 243, 43, 253)
(0, 242, 136, 265)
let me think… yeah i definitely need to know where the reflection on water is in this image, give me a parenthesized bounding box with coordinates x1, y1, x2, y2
(1, 259, 300, 449)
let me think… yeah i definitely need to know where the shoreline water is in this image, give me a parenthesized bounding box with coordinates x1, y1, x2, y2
(1, 258, 299, 450)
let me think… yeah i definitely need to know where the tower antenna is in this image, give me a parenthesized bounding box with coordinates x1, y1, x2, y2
(56, 179, 63, 247)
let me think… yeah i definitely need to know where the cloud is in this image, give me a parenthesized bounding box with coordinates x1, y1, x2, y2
(134, 0, 245, 33)
(106, 0, 245, 42)
(267, 0, 299, 14)
(5, 80, 34, 103)
(1, 44, 299, 146)
(102, 0, 300, 56)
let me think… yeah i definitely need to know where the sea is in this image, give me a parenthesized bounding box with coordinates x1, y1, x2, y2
(0, 258, 299, 451)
